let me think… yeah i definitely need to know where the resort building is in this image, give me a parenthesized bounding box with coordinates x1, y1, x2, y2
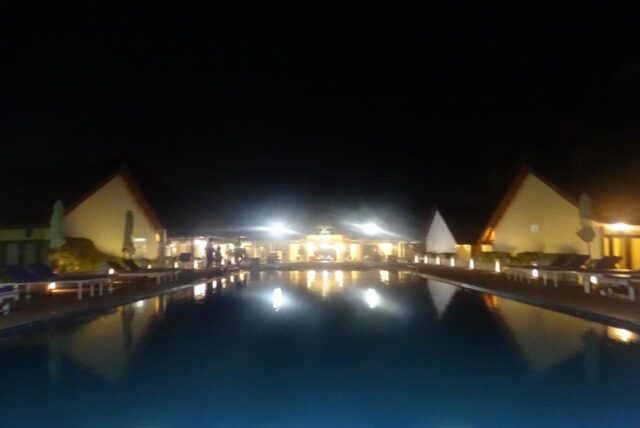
(0, 166, 166, 267)
(424, 208, 475, 262)
(478, 166, 593, 257)
(169, 225, 421, 264)
(479, 165, 640, 269)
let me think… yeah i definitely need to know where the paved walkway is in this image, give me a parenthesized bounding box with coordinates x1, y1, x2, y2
(406, 263, 640, 331)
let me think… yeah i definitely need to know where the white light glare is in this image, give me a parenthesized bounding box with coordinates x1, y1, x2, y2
(365, 288, 380, 308)
(273, 287, 283, 310)
(359, 222, 385, 236)
(265, 223, 295, 237)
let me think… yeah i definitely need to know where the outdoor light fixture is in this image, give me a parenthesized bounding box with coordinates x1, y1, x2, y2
(590, 275, 598, 285)
(532, 269, 539, 279)
(469, 259, 475, 269)
(365, 288, 380, 308)
(108, 268, 115, 275)
(48, 282, 56, 291)
(135, 300, 144, 309)
(495, 260, 501, 273)
(609, 223, 632, 232)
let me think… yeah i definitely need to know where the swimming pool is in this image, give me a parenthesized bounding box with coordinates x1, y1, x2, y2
(1, 270, 639, 427)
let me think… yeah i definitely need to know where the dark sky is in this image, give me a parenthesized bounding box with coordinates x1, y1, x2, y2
(3, 3, 640, 237)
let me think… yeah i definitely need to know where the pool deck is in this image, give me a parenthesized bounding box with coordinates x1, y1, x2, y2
(0, 268, 238, 337)
(403, 263, 640, 331)
(1, 261, 639, 335)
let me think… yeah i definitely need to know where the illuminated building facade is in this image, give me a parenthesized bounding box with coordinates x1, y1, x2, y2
(169, 226, 421, 263)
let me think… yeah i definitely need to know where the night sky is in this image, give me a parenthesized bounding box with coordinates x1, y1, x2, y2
(4, 3, 640, 237)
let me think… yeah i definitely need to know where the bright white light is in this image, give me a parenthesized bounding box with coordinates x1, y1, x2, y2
(173, 261, 179, 268)
(194, 239, 207, 246)
(436, 256, 440, 265)
(359, 222, 385, 236)
(495, 260, 501, 273)
(133, 238, 147, 243)
(273, 288, 283, 310)
(607, 326, 640, 344)
(450, 258, 455, 267)
(48, 282, 56, 291)
(609, 223, 633, 232)
(532, 269, 539, 278)
(379, 270, 389, 284)
(266, 223, 294, 237)
(194, 283, 206, 301)
(307, 270, 316, 288)
(364, 288, 380, 308)
(590, 275, 598, 285)
(469, 259, 475, 269)
(193, 260, 199, 269)
(108, 268, 115, 275)
(320, 243, 332, 250)
(135, 300, 145, 309)
(336, 270, 344, 288)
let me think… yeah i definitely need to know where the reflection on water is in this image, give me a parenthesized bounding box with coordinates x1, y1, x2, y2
(364, 288, 380, 308)
(607, 326, 640, 344)
(489, 295, 606, 375)
(427, 280, 457, 318)
(426, 279, 640, 377)
(49, 296, 164, 382)
(379, 270, 389, 284)
(2, 271, 640, 427)
(272, 288, 283, 311)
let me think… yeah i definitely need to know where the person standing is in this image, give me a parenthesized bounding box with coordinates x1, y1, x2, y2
(206, 238, 215, 268)
(215, 245, 223, 267)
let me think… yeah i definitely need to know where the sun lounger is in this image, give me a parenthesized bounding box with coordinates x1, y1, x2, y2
(107, 261, 179, 284)
(121, 259, 178, 274)
(505, 254, 590, 285)
(0, 284, 19, 315)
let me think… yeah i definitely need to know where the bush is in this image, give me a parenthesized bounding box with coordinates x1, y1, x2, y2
(50, 237, 110, 273)
(475, 251, 512, 264)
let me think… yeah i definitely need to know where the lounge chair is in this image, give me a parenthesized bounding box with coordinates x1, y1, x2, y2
(505, 254, 590, 285)
(3, 264, 111, 300)
(121, 259, 178, 273)
(107, 261, 179, 284)
(0, 284, 19, 315)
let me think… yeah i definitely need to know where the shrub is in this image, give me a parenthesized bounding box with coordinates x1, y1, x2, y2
(475, 251, 512, 264)
(50, 237, 110, 273)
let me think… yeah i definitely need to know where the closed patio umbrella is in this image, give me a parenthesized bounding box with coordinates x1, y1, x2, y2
(577, 193, 596, 256)
(49, 200, 66, 249)
(122, 210, 135, 259)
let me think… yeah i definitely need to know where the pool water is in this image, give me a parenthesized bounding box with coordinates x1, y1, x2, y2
(1, 270, 639, 427)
